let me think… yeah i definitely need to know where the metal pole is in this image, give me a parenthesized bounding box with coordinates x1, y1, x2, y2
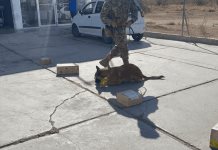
(182, 0, 186, 36)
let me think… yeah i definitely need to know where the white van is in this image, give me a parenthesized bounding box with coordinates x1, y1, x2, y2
(71, 0, 145, 43)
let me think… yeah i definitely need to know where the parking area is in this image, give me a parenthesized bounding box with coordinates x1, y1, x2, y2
(0, 26, 218, 150)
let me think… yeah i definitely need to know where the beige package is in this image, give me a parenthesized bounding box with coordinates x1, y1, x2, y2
(40, 57, 51, 65)
(116, 90, 143, 107)
(210, 123, 218, 149)
(56, 63, 79, 76)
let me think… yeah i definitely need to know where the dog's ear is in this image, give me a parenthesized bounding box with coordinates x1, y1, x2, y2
(96, 66, 100, 71)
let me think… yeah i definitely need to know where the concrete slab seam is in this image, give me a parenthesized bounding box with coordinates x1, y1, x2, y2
(145, 38, 218, 56)
(0, 43, 38, 65)
(137, 52, 218, 72)
(119, 78, 218, 112)
(134, 52, 218, 69)
(0, 111, 116, 149)
(58, 111, 116, 131)
(157, 78, 218, 99)
(118, 104, 201, 150)
(132, 114, 201, 150)
(0, 43, 58, 76)
(129, 47, 168, 54)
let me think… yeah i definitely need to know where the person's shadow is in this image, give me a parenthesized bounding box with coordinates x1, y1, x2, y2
(95, 82, 160, 139)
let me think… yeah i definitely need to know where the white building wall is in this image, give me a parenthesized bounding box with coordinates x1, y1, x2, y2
(10, 0, 23, 30)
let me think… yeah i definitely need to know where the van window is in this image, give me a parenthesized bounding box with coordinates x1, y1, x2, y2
(82, 2, 96, 15)
(95, 1, 104, 13)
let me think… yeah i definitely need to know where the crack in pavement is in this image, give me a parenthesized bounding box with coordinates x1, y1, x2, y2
(48, 90, 87, 134)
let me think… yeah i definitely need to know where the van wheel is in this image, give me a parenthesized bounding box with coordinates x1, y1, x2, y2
(102, 30, 113, 44)
(132, 33, 144, 41)
(72, 24, 80, 37)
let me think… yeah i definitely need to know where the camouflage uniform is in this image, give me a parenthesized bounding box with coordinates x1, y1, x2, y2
(99, 0, 138, 67)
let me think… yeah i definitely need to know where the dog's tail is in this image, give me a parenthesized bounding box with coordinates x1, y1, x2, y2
(143, 75, 165, 81)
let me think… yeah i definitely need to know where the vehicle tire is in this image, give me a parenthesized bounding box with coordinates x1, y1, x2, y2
(72, 24, 80, 37)
(132, 33, 144, 41)
(102, 30, 113, 44)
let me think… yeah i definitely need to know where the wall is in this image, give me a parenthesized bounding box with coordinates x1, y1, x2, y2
(10, 0, 23, 30)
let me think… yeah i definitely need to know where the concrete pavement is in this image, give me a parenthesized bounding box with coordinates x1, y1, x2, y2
(0, 26, 218, 150)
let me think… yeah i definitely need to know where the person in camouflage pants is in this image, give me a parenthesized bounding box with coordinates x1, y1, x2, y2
(99, 0, 138, 67)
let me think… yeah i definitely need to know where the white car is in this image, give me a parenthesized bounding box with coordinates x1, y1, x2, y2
(71, 0, 145, 43)
(59, 6, 71, 20)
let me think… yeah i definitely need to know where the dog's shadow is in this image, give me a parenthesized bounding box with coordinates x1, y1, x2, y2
(95, 82, 160, 139)
(96, 81, 145, 96)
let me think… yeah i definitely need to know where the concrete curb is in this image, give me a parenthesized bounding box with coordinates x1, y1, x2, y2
(145, 32, 218, 46)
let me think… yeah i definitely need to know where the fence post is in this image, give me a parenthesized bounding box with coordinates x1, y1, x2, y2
(182, 0, 186, 36)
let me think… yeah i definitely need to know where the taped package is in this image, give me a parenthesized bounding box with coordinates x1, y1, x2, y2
(56, 63, 79, 76)
(40, 57, 51, 65)
(116, 90, 143, 107)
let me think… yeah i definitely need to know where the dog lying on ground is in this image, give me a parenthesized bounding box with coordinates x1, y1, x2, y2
(95, 64, 165, 86)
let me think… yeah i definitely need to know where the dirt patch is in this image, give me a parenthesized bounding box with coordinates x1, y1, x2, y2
(144, 4, 218, 39)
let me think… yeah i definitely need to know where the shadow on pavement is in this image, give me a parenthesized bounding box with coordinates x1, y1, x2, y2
(0, 26, 151, 77)
(79, 35, 151, 51)
(95, 82, 145, 95)
(108, 97, 160, 139)
(95, 82, 160, 139)
(0, 27, 15, 34)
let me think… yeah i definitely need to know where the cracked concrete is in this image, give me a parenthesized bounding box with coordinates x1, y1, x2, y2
(0, 26, 218, 150)
(48, 90, 87, 133)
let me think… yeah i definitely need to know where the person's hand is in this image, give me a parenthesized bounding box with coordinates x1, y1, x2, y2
(126, 20, 133, 27)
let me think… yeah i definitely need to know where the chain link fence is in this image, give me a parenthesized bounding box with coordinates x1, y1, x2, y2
(141, 0, 218, 39)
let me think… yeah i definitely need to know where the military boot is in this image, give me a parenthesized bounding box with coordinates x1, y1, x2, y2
(99, 54, 111, 67)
